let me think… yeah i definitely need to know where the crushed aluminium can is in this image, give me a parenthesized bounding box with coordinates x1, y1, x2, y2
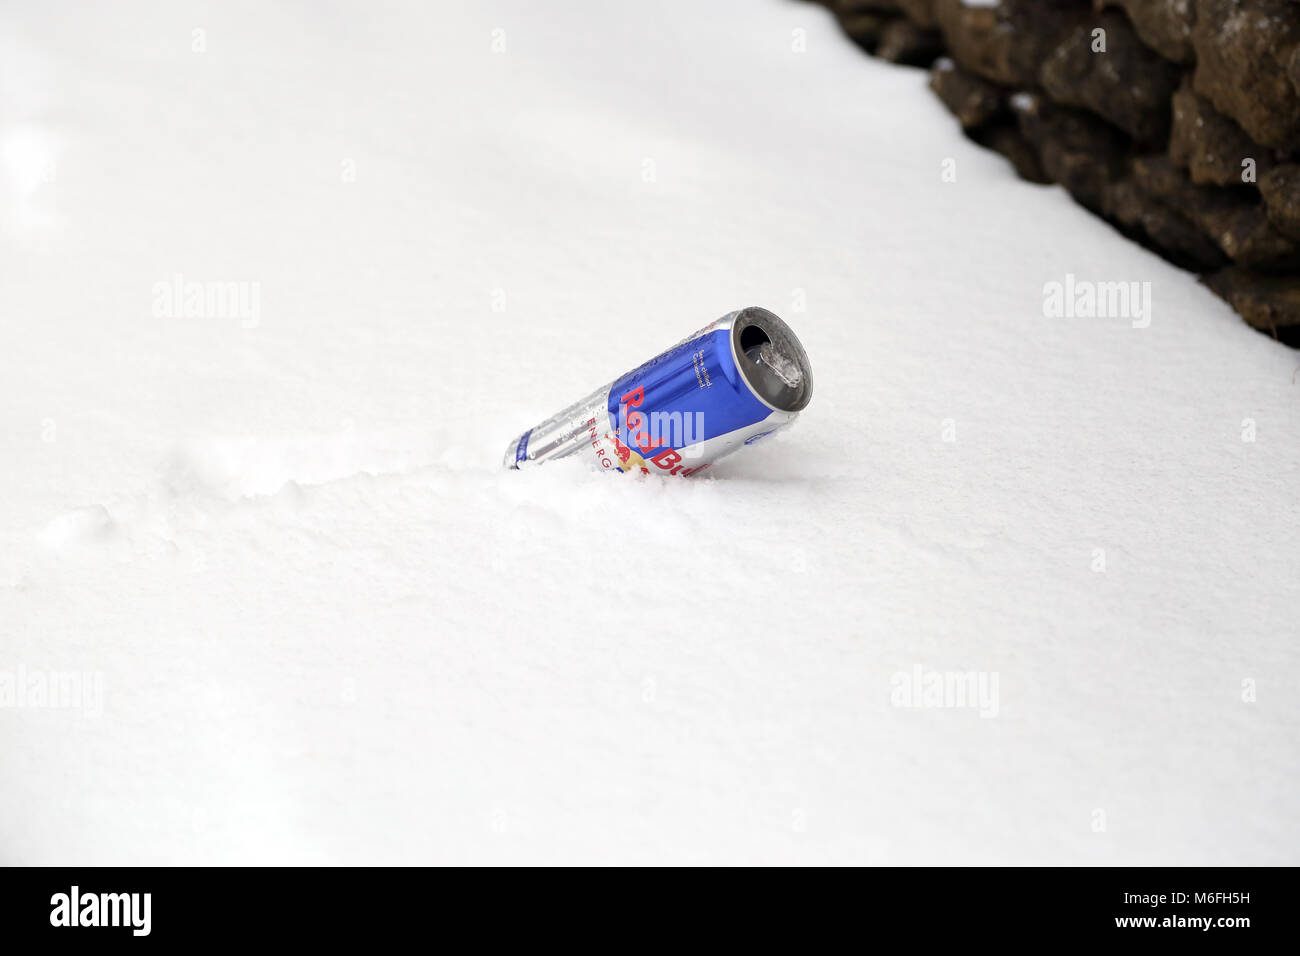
(503, 306, 813, 476)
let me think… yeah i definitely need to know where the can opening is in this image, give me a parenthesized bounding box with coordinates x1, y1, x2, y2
(731, 308, 813, 413)
(740, 324, 771, 359)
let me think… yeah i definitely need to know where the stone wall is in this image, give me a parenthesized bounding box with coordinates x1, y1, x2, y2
(807, 0, 1300, 345)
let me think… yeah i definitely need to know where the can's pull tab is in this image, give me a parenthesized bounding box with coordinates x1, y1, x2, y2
(747, 340, 803, 391)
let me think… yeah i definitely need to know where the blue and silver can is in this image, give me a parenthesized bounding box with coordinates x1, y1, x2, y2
(503, 306, 813, 476)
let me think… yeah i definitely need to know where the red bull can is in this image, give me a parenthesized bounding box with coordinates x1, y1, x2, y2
(503, 306, 813, 476)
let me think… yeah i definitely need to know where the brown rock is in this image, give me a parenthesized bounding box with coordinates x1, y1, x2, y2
(1129, 154, 1187, 197)
(1100, 176, 1230, 271)
(826, 1, 906, 17)
(972, 123, 1051, 183)
(897, 0, 938, 30)
(929, 58, 1004, 130)
(1211, 210, 1297, 268)
(876, 18, 943, 64)
(1132, 156, 1300, 270)
(1192, 0, 1300, 150)
(1013, 93, 1128, 211)
(1093, 0, 1196, 64)
(933, 0, 1089, 88)
(1259, 164, 1300, 240)
(1170, 77, 1275, 187)
(932, 0, 1017, 84)
(1040, 10, 1183, 146)
(814, 0, 1300, 343)
(836, 12, 894, 53)
(1204, 269, 1300, 332)
(824, 1, 900, 11)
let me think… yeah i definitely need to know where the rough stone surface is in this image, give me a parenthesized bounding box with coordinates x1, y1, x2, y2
(1260, 164, 1300, 241)
(1191, 0, 1300, 151)
(931, 0, 1018, 85)
(972, 123, 1050, 184)
(1204, 269, 1300, 331)
(1101, 177, 1230, 272)
(1094, 0, 1196, 64)
(1133, 157, 1300, 271)
(827, 0, 902, 12)
(876, 18, 944, 64)
(928, 58, 1004, 130)
(805, 0, 1300, 344)
(1040, 10, 1183, 146)
(897, 0, 938, 30)
(933, 0, 1088, 88)
(1014, 94, 1127, 211)
(836, 12, 894, 53)
(1170, 77, 1275, 188)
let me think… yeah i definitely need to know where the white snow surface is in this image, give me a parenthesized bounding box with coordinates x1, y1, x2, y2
(2, 0, 1298, 865)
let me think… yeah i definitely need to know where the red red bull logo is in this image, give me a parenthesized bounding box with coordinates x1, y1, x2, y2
(582, 384, 711, 477)
(612, 386, 709, 475)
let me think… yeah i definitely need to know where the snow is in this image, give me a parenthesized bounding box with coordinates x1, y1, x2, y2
(2, 0, 1298, 865)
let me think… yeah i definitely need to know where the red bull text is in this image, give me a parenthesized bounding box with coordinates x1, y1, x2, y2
(503, 307, 813, 475)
